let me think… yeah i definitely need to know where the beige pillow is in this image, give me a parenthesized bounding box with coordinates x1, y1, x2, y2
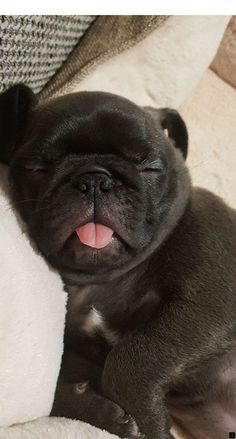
(211, 16, 236, 89)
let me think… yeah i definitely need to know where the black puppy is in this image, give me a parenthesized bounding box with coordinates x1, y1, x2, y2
(1, 84, 236, 439)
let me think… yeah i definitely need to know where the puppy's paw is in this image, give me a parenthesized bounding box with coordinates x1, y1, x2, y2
(80, 388, 141, 438)
(52, 381, 142, 438)
(109, 411, 141, 438)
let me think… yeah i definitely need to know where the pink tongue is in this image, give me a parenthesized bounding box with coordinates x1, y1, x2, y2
(76, 222, 114, 249)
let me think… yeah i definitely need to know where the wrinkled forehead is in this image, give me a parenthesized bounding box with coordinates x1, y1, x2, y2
(26, 92, 154, 161)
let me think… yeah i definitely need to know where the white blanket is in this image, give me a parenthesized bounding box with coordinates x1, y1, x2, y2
(0, 167, 66, 426)
(0, 417, 116, 439)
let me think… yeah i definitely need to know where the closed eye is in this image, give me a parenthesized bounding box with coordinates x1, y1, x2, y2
(139, 159, 165, 173)
(23, 162, 50, 174)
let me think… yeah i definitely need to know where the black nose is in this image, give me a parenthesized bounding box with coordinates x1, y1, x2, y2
(72, 166, 114, 193)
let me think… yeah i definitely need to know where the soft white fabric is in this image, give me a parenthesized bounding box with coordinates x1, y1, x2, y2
(0, 166, 66, 426)
(0, 417, 116, 439)
(0, 15, 231, 439)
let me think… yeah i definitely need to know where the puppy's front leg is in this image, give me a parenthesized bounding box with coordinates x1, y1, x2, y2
(102, 298, 230, 439)
(51, 348, 141, 438)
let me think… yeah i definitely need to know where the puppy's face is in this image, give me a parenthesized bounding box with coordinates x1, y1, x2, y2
(0, 85, 190, 281)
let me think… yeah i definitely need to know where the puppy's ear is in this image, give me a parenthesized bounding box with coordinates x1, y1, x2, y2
(0, 84, 37, 164)
(145, 107, 188, 159)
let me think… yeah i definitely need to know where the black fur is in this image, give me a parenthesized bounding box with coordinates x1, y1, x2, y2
(0, 84, 37, 164)
(1, 84, 236, 438)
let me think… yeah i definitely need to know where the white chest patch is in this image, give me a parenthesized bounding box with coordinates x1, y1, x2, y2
(81, 306, 119, 346)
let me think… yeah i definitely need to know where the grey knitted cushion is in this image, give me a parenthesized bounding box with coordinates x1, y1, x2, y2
(0, 15, 96, 94)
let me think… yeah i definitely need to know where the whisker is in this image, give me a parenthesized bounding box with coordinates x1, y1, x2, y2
(15, 198, 37, 203)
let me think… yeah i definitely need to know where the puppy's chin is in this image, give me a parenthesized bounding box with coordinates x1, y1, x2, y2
(50, 230, 132, 275)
